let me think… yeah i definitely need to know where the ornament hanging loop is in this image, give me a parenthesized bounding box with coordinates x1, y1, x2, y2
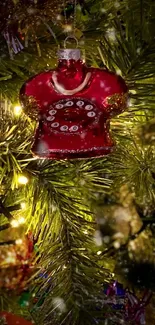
(64, 35, 78, 49)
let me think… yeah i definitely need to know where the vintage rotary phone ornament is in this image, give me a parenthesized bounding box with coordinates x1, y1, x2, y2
(20, 38, 128, 159)
(0, 312, 33, 325)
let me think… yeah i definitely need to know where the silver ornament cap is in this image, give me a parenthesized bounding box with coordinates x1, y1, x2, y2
(57, 49, 81, 61)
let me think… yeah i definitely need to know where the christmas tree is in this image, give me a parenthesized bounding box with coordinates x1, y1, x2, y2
(0, 0, 155, 324)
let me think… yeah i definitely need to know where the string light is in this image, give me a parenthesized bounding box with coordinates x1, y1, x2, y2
(18, 175, 28, 185)
(15, 239, 23, 245)
(14, 105, 22, 116)
(11, 219, 19, 228)
(11, 216, 25, 228)
(63, 24, 72, 33)
(97, 251, 102, 255)
(21, 202, 26, 209)
(18, 216, 25, 225)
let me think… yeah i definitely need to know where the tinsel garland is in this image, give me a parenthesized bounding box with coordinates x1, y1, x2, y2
(0, 0, 86, 57)
(0, 0, 85, 33)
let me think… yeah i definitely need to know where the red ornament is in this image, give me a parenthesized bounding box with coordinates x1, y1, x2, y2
(0, 312, 33, 325)
(20, 49, 128, 159)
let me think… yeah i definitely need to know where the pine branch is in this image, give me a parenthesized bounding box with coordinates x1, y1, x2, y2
(0, 199, 13, 220)
(19, 159, 111, 324)
(0, 240, 15, 246)
(0, 1, 154, 324)
(106, 142, 155, 206)
(0, 224, 10, 231)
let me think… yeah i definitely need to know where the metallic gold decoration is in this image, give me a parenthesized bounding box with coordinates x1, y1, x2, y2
(20, 95, 40, 120)
(0, 236, 33, 291)
(105, 93, 128, 115)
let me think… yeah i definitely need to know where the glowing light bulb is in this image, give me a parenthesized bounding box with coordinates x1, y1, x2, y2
(14, 105, 22, 116)
(97, 251, 102, 256)
(63, 24, 72, 33)
(18, 175, 28, 185)
(11, 219, 19, 228)
(18, 216, 25, 225)
(15, 239, 23, 245)
(21, 202, 26, 209)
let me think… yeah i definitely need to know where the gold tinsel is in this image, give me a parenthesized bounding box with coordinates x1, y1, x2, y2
(1, 1, 69, 56)
(4, 1, 66, 34)
(0, 236, 33, 291)
(105, 93, 128, 116)
(20, 95, 40, 120)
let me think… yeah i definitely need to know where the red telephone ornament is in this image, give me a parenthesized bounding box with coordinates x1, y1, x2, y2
(0, 312, 33, 325)
(20, 49, 128, 159)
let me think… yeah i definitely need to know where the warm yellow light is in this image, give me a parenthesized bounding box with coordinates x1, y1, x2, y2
(15, 239, 23, 245)
(18, 216, 25, 225)
(11, 219, 19, 228)
(63, 24, 72, 33)
(21, 202, 26, 209)
(97, 251, 102, 255)
(18, 175, 28, 185)
(14, 105, 22, 116)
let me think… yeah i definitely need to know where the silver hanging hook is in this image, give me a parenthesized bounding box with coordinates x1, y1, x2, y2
(64, 35, 78, 49)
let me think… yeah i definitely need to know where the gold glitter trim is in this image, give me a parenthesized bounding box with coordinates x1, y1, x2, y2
(105, 92, 128, 114)
(20, 94, 40, 120)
